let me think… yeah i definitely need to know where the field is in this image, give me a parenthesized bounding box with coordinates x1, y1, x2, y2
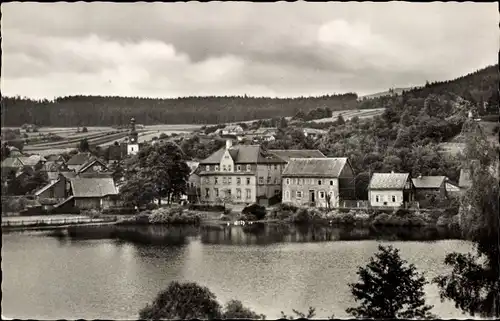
(310, 108, 386, 123)
(18, 124, 204, 155)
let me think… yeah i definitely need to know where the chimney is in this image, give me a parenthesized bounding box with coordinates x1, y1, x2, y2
(226, 139, 232, 149)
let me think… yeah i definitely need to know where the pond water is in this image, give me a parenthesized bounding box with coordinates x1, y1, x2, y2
(2, 224, 476, 320)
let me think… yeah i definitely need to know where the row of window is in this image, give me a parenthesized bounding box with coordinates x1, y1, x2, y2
(205, 188, 252, 200)
(286, 178, 336, 186)
(204, 177, 252, 185)
(375, 195, 398, 203)
(284, 190, 333, 200)
(205, 164, 282, 172)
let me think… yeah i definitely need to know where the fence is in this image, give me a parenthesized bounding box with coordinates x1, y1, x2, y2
(1, 217, 116, 228)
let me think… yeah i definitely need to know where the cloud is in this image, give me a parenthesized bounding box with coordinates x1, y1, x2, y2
(1, 2, 498, 99)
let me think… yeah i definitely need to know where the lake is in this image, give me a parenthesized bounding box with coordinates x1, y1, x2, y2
(2, 224, 475, 320)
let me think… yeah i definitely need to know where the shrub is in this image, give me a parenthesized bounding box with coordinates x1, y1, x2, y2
(223, 300, 265, 320)
(292, 208, 312, 224)
(144, 203, 159, 210)
(241, 203, 267, 220)
(240, 213, 257, 222)
(102, 207, 136, 215)
(188, 204, 225, 212)
(82, 127, 88, 133)
(372, 213, 392, 226)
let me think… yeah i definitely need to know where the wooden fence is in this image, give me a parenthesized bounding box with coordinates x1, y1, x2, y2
(1, 217, 116, 228)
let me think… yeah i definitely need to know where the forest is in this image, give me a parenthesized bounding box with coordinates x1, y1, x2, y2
(1, 93, 358, 127)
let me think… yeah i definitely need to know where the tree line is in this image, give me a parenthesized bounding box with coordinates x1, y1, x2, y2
(1, 93, 358, 127)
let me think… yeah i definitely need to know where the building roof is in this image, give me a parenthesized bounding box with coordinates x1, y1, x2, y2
(369, 172, 411, 190)
(1, 157, 21, 168)
(78, 158, 109, 173)
(66, 152, 93, 166)
(303, 128, 327, 135)
(35, 179, 61, 196)
(47, 171, 60, 181)
(18, 155, 45, 166)
(70, 177, 118, 197)
(45, 155, 64, 162)
(411, 176, 446, 189)
(269, 150, 326, 162)
(200, 145, 285, 165)
(186, 161, 200, 175)
(282, 157, 348, 177)
(445, 181, 461, 192)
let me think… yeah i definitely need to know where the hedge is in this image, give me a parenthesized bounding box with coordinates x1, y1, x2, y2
(188, 204, 225, 212)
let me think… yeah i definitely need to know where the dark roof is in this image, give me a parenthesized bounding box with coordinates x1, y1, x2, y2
(70, 177, 118, 197)
(45, 155, 64, 162)
(269, 150, 326, 162)
(411, 176, 446, 189)
(200, 145, 285, 165)
(78, 158, 109, 173)
(369, 173, 410, 190)
(282, 158, 348, 177)
(66, 152, 93, 165)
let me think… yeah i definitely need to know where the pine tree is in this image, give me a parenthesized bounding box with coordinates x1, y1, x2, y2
(346, 245, 435, 319)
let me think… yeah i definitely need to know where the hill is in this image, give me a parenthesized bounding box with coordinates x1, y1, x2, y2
(360, 87, 418, 100)
(1, 94, 358, 127)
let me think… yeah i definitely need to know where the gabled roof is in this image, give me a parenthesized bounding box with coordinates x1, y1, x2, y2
(445, 182, 461, 192)
(269, 150, 326, 162)
(18, 155, 45, 166)
(369, 173, 411, 190)
(282, 157, 348, 178)
(35, 179, 61, 196)
(78, 158, 109, 173)
(66, 152, 93, 165)
(200, 145, 285, 165)
(186, 161, 200, 175)
(411, 176, 446, 189)
(70, 177, 118, 197)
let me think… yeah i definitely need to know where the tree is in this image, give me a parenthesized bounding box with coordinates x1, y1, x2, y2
(139, 281, 222, 320)
(433, 120, 499, 318)
(121, 141, 191, 206)
(79, 138, 90, 152)
(82, 126, 88, 133)
(222, 300, 265, 319)
(336, 114, 345, 125)
(346, 245, 435, 319)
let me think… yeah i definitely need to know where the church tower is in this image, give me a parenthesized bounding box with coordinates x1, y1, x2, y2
(127, 117, 139, 155)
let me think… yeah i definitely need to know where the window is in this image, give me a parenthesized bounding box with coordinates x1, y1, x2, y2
(215, 165, 219, 171)
(285, 190, 290, 200)
(286, 178, 290, 185)
(318, 180, 322, 185)
(294, 178, 298, 184)
(259, 177, 264, 184)
(215, 188, 219, 197)
(330, 180, 333, 186)
(274, 178, 278, 184)
(205, 165, 210, 171)
(246, 189, 251, 199)
(237, 165, 241, 172)
(205, 188, 210, 197)
(228, 177, 232, 184)
(320, 191, 325, 199)
(274, 189, 280, 195)
(226, 189, 232, 197)
(274, 164, 278, 170)
(246, 177, 251, 185)
(267, 176, 271, 184)
(297, 191, 302, 198)
(392, 195, 396, 202)
(214, 177, 218, 185)
(223, 165, 227, 171)
(268, 164, 271, 170)
(246, 165, 251, 172)
(375, 195, 380, 202)
(291, 191, 295, 198)
(299, 178, 303, 185)
(228, 165, 232, 172)
(236, 189, 242, 199)
(222, 177, 227, 185)
(237, 177, 241, 185)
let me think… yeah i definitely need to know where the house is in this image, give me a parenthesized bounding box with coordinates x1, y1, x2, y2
(1, 154, 46, 178)
(18, 155, 47, 169)
(268, 150, 326, 163)
(244, 127, 277, 142)
(56, 177, 119, 210)
(66, 152, 94, 172)
(186, 161, 201, 203)
(220, 125, 244, 136)
(302, 128, 327, 140)
(411, 175, 447, 204)
(198, 140, 286, 206)
(281, 157, 356, 208)
(77, 157, 110, 174)
(368, 172, 415, 208)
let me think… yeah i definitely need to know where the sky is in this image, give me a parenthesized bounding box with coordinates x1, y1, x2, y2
(1, 2, 498, 100)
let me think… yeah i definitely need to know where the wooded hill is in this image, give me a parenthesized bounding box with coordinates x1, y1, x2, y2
(1, 64, 497, 127)
(1, 93, 358, 127)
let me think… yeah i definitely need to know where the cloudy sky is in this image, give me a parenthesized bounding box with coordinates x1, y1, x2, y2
(2, 2, 498, 99)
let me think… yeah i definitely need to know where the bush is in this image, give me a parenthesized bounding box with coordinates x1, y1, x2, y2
(1, 196, 28, 213)
(240, 213, 258, 221)
(241, 203, 267, 220)
(223, 300, 265, 320)
(144, 203, 159, 210)
(102, 207, 136, 215)
(82, 127, 88, 133)
(292, 208, 313, 224)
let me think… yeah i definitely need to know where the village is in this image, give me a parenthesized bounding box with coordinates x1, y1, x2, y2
(1, 115, 475, 223)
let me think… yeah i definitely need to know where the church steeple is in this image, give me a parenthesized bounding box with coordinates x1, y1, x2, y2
(127, 117, 139, 155)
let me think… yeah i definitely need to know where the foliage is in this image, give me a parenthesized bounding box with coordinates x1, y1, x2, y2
(117, 207, 201, 225)
(241, 203, 267, 220)
(292, 107, 332, 121)
(180, 135, 225, 160)
(3, 94, 359, 126)
(4, 167, 49, 196)
(280, 307, 318, 319)
(79, 138, 90, 152)
(346, 245, 435, 319)
(433, 120, 499, 317)
(222, 300, 265, 320)
(82, 127, 88, 133)
(120, 141, 191, 206)
(139, 281, 222, 320)
(188, 204, 225, 212)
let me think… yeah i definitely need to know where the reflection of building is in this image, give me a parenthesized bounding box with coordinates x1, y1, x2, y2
(368, 172, 415, 208)
(281, 157, 355, 208)
(186, 161, 201, 203)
